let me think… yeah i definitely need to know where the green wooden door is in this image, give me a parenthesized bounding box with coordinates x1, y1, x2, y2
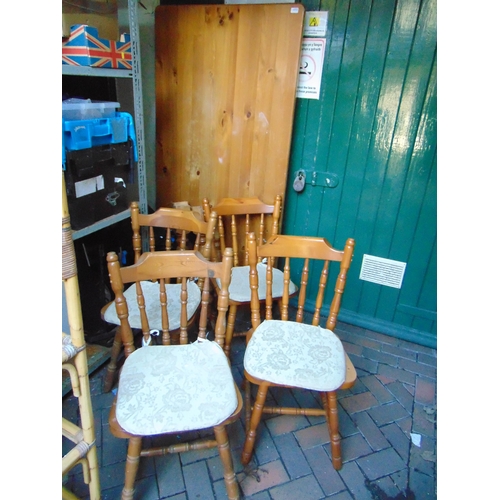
(284, 0, 437, 347)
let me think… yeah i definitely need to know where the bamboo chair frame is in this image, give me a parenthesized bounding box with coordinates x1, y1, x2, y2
(106, 247, 242, 500)
(202, 195, 283, 356)
(101, 202, 218, 392)
(241, 232, 356, 471)
(62, 172, 101, 500)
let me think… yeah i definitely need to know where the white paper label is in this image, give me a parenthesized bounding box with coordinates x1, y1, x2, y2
(74, 175, 105, 198)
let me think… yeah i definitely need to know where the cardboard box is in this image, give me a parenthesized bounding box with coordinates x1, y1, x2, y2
(62, 0, 119, 41)
(62, 24, 132, 69)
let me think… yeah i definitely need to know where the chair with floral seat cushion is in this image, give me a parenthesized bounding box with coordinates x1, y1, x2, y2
(101, 202, 218, 392)
(106, 247, 242, 500)
(241, 232, 356, 471)
(202, 195, 298, 357)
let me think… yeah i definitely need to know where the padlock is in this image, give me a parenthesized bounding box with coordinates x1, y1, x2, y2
(293, 170, 306, 192)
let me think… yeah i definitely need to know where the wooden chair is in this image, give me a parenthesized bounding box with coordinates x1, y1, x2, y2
(241, 232, 356, 471)
(62, 173, 101, 500)
(101, 202, 218, 391)
(202, 195, 296, 356)
(106, 247, 242, 500)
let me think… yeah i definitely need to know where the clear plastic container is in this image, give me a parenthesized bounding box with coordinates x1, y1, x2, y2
(62, 98, 120, 121)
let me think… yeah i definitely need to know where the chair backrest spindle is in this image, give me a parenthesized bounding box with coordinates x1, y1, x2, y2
(135, 280, 151, 344)
(150, 226, 157, 253)
(231, 215, 239, 265)
(159, 277, 170, 345)
(296, 257, 310, 323)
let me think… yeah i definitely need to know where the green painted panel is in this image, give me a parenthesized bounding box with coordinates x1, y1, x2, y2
(284, 0, 437, 347)
(371, 0, 437, 323)
(323, 0, 396, 249)
(393, 156, 437, 329)
(353, 0, 424, 318)
(382, 55, 437, 327)
(415, 236, 437, 337)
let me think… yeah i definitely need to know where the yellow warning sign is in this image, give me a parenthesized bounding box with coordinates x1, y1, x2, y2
(303, 11, 328, 37)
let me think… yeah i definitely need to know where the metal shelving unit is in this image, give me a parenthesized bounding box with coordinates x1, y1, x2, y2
(62, 66, 133, 78)
(63, 0, 147, 240)
(71, 209, 132, 240)
(127, 0, 147, 218)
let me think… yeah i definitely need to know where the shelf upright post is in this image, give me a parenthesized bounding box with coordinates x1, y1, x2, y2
(128, 0, 148, 217)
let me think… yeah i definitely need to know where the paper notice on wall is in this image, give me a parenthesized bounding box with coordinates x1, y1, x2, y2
(296, 38, 326, 100)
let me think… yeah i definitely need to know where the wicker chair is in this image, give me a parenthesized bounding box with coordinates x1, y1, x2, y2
(62, 172, 101, 500)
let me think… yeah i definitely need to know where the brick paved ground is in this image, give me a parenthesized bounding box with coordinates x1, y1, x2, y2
(63, 315, 437, 500)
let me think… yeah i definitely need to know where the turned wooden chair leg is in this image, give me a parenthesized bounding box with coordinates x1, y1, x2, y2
(319, 391, 327, 407)
(214, 425, 240, 500)
(224, 304, 238, 357)
(244, 379, 252, 431)
(121, 436, 142, 500)
(104, 328, 123, 392)
(241, 383, 269, 465)
(325, 391, 342, 470)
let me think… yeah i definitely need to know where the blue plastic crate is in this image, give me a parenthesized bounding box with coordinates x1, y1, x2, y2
(62, 111, 138, 167)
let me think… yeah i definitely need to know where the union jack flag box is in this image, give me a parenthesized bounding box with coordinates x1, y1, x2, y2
(62, 24, 132, 69)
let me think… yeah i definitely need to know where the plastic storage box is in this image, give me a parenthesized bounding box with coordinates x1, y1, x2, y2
(62, 112, 137, 156)
(62, 99, 139, 230)
(64, 140, 137, 230)
(62, 98, 120, 120)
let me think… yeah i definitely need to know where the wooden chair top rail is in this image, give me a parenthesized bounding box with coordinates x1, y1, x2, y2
(210, 196, 279, 216)
(131, 201, 210, 232)
(108, 249, 232, 284)
(259, 234, 355, 263)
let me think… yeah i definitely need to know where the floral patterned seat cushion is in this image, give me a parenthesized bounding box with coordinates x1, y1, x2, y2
(217, 262, 298, 302)
(244, 320, 346, 392)
(103, 280, 201, 331)
(116, 340, 238, 435)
